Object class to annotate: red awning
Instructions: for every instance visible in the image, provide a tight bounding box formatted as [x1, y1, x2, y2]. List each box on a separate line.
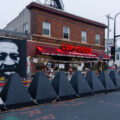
[36, 46, 110, 59]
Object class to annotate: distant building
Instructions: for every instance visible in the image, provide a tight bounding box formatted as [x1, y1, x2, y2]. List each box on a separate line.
[115, 48, 120, 66]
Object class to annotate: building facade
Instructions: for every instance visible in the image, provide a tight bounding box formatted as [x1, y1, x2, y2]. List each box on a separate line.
[4, 2, 109, 74]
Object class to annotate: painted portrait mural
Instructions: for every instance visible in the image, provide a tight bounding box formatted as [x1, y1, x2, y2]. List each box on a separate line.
[0, 38, 27, 79]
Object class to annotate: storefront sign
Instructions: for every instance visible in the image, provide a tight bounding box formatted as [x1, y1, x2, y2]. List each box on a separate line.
[61, 44, 92, 53]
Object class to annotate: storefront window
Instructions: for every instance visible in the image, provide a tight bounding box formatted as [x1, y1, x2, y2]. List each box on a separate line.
[63, 27, 70, 39]
[43, 22, 51, 36]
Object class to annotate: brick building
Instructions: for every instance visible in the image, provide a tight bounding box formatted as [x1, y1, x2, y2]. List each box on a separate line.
[4, 2, 109, 74]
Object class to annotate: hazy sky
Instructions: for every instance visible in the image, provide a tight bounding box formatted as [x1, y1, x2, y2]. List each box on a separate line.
[1, 0, 120, 39]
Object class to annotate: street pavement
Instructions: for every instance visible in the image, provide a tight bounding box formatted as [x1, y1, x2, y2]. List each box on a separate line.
[1, 91, 120, 120]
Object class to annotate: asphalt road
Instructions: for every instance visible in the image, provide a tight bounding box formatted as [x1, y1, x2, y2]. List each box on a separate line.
[1, 91, 120, 120]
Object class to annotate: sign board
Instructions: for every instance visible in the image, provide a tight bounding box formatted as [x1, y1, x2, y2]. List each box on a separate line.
[105, 39, 114, 47]
[61, 44, 92, 53]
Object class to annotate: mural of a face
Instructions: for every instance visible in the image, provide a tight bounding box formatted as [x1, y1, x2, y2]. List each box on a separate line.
[0, 41, 20, 76]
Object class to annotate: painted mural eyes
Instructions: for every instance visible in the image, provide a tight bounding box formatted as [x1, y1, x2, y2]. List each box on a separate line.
[9, 53, 19, 61]
[0, 53, 19, 61]
[0, 53, 7, 60]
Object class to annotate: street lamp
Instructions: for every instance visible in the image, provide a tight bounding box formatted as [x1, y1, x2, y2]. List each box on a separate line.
[113, 12, 120, 62]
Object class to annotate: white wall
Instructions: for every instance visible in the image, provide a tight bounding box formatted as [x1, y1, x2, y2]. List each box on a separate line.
[4, 9, 31, 33]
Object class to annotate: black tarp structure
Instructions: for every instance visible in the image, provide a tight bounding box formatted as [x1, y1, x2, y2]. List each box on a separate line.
[86, 70, 105, 93]
[70, 71, 92, 95]
[98, 71, 116, 91]
[28, 72, 57, 104]
[0, 73, 33, 109]
[109, 71, 120, 88]
[52, 72, 76, 100]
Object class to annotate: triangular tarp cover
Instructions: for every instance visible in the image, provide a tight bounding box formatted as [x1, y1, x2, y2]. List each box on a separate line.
[0, 73, 33, 109]
[109, 70, 120, 88]
[98, 71, 116, 90]
[52, 72, 76, 99]
[86, 70, 105, 92]
[70, 71, 92, 95]
[28, 72, 57, 104]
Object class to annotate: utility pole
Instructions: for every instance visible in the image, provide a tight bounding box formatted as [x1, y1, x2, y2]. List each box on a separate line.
[106, 14, 113, 39]
[113, 12, 120, 62]
[106, 14, 113, 56]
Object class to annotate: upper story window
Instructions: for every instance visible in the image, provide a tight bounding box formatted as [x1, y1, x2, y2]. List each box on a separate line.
[63, 27, 70, 39]
[23, 23, 28, 34]
[95, 34, 100, 44]
[81, 31, 87, 42]
[43, 22, 51, 36]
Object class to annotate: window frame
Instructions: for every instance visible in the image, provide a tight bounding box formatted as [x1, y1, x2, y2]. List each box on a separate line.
[95, 34, 100, 44]
[42, 22, 51, 36]
[63, 27, 70, 40]
[81, 31, 87, 42]
[23, 23, 28, 34]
